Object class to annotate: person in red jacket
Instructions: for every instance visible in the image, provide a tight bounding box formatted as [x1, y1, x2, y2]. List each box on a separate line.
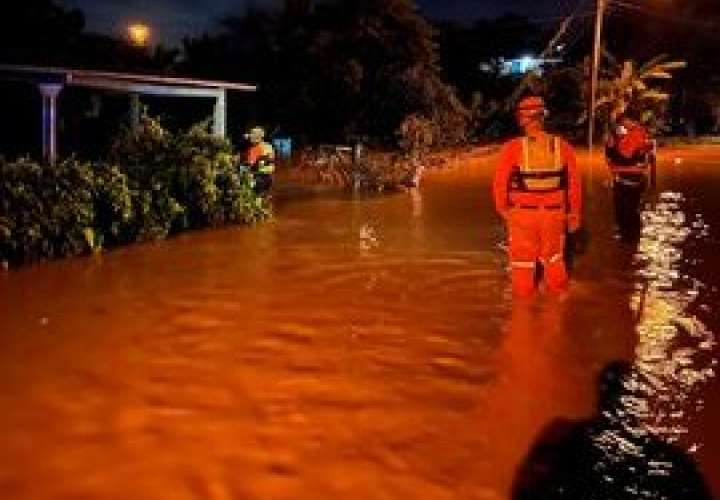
[605, 114, 656, 242]
[493, 96, 582, 297]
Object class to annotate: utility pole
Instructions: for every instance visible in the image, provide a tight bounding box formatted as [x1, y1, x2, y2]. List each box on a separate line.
[588, 0, 607, 191]
[589, 0, 607, 153]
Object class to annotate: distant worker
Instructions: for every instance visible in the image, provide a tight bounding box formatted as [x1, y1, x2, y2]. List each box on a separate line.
[493, 96, 582, 297]
[245, 126, 276, 195]
[605, 114, 656, 242]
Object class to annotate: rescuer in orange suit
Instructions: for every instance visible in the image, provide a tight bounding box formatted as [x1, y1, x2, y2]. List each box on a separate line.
[244, 126, 276, 195]
[493, 96, 582, 297]
[605, 114, 656, 241]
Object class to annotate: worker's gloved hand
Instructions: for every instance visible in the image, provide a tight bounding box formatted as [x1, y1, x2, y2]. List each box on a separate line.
[567, 213, 582, 233]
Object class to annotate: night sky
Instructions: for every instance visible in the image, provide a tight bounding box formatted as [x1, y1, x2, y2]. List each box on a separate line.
[60, 0, 574, 46]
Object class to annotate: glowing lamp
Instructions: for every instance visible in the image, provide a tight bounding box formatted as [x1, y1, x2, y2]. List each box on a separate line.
[128, 23, 151, 47]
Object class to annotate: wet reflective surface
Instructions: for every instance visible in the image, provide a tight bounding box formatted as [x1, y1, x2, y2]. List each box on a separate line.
[0, 147, 718, 499]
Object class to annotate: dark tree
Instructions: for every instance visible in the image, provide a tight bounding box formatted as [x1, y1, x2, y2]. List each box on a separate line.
[0, 0, 85, 65]
[0, 0, 177, 71]
[180, 0, 467, 145]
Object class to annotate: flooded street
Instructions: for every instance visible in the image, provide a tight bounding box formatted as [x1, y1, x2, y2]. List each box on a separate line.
[0, 147, 718, 499]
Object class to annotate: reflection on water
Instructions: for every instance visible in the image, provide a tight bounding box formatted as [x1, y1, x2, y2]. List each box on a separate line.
[512, 189, 717, 500]
[512, 358, 714, 500]
[359, 224, 381, 252]
[594, 191, 717, 489]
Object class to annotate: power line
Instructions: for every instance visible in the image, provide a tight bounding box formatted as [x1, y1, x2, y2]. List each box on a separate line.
[506, 0, 591, 108]
[464, 11, 595, 28]
[551, 0, 594, 52]
[608, 0, 720, 29]
[570, 0, 592, 17]
[561, 0, 595, 54]
[550, 0, 577, 23]
[526, 11, 596, 26]
[563, 15, 592, 53]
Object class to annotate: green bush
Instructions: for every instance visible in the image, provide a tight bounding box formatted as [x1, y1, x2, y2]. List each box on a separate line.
[110, 116, 186, 240]
[0, 158, 95, 264]
[177, 121, 268, 225]
[214, 157, 268, 225]
[112, 116, 268, 237]
[0, 117, 269, 268]
[91, 163, 134, 247]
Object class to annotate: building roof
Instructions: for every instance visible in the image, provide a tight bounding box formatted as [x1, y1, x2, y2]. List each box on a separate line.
[0, 64, 257, 95]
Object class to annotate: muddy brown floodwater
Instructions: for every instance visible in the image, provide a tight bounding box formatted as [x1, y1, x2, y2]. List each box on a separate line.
[0, 147, 718, 500]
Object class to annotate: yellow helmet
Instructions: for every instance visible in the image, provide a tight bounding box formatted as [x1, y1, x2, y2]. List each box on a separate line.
[246, 126, 266, 143]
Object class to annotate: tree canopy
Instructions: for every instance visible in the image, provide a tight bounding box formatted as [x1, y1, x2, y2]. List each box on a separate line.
[3, 0, 720, 145]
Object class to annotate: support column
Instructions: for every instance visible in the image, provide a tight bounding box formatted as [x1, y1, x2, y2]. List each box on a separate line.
[213, 90, 227, 137]
[38, 83, 63, 165]
[130, 93, 141, 130]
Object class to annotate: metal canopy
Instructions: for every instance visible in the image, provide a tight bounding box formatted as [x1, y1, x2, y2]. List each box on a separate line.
[0, 64, 257, 164]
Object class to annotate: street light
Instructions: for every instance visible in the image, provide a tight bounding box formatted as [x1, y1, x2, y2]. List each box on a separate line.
[127, 23, 151, 47]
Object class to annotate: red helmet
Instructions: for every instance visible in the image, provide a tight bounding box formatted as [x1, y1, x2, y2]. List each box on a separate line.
[516, 96, 546, 119]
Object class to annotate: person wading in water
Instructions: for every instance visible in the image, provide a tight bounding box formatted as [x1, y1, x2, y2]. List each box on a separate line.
[493, 95, 583, 297]
[605, 114, 656, 242]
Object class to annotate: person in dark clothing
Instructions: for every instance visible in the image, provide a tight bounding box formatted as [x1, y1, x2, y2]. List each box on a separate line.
[605, 115, 656, 242]
[512, 360, 713, 500]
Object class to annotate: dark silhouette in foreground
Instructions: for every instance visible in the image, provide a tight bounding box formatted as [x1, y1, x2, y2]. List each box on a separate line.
[512, 360, 713, 500]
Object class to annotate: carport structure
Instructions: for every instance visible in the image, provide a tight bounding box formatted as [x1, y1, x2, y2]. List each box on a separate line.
[0, 65, 257, 164]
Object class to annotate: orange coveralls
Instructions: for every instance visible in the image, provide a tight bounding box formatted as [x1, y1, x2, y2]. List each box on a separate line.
[493, 135, 582, 296]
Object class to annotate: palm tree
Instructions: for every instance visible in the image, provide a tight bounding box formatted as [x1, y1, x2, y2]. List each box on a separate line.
[585, 53, 686, 132]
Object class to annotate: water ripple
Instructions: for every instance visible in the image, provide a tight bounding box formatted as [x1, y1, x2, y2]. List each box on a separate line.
[594, 191, 717, 495]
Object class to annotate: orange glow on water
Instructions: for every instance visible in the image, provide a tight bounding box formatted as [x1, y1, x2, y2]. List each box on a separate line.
[0, 147, 717, 498]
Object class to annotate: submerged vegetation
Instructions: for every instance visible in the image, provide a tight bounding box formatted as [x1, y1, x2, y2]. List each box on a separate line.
[0, 117, 268, 268]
